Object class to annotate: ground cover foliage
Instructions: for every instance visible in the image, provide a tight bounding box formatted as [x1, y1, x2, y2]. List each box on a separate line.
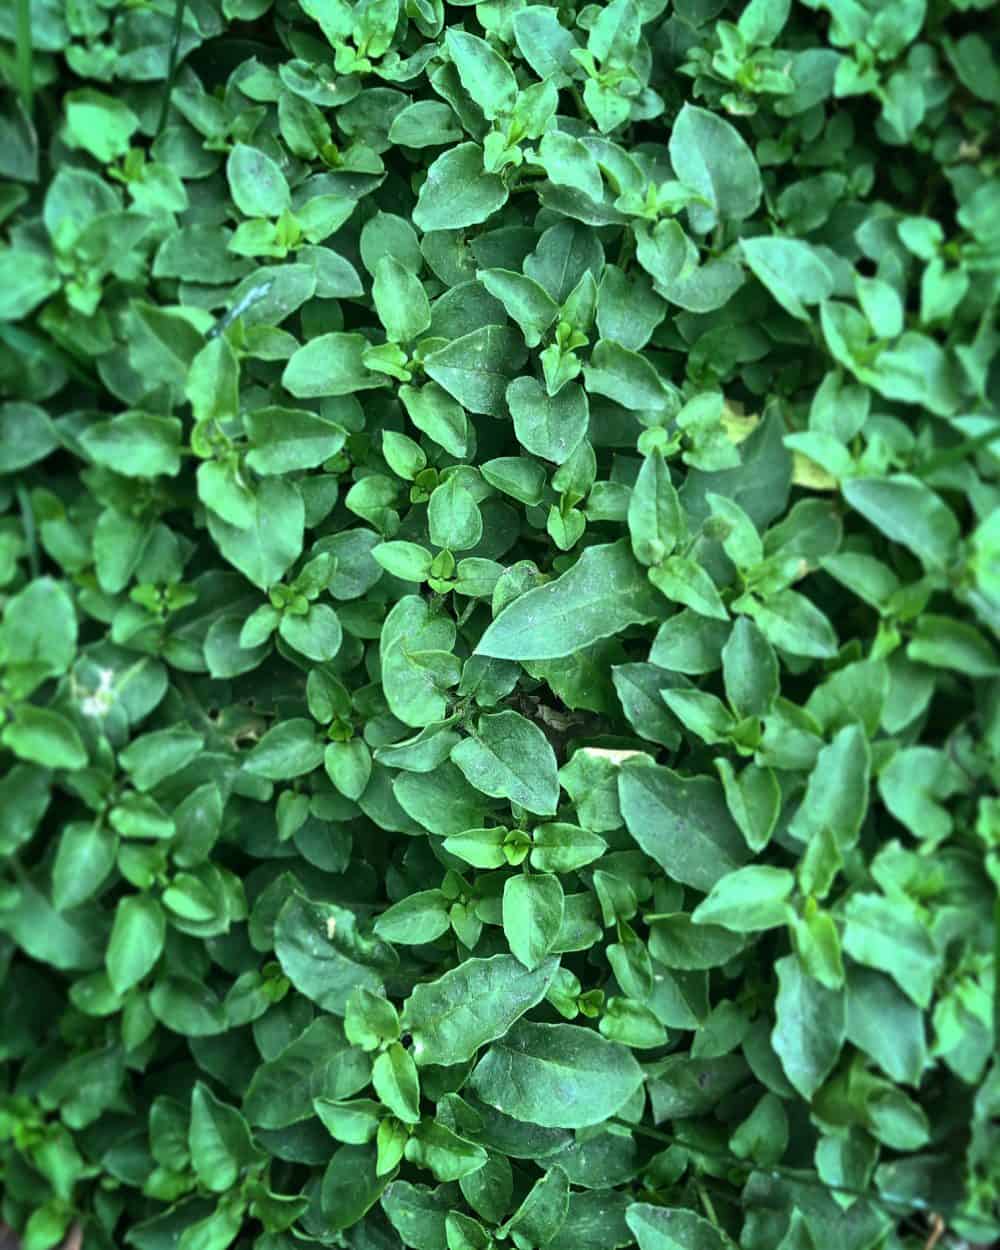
[0, 0, 999, 1247]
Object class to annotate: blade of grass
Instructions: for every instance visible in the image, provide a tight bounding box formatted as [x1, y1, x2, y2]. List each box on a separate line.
[155, 0, 189, 138]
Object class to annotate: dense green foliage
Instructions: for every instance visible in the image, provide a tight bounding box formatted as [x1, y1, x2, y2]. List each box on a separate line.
[1, 0, 999, 1248]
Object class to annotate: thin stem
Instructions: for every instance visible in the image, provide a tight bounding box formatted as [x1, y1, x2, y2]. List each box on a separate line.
[16, 485, 40, 580]
[15, 0, 32, 115]
[695, 1178, 720, 1228]
[8, 855, 31, 886]
[919, 425, 1000, 474]
[156, 0, 189, 138]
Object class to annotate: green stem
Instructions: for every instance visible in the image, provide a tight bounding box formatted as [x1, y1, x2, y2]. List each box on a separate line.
[15, 0, 32, 115]
[918, 425, 1000, 474]
[695, 1178, 720, 1228]
[16, 485, 40, 580]
[8, 855, 31, 886]
[156, 0, 189, 138]
[616, 227, 635, 272]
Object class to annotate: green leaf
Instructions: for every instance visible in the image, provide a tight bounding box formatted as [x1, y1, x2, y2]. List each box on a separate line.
[787, 724, 871, 849]
[282, 332, 385, 398]
[648, 556, 729, 621]
[0, 249, 61, 320]
[402, 953, 559, 1066]
[846, 966, 928, 1086]
[401, 382, 470, 457]
[374, 1042, 422, 1123]
[244, 406, 346, 474]
[479, 271, 558, 350]
[628, 450, 683, 567]
[2, 705, 87, 769]
[0, 402, 59, 473]
[52, 822, 117, 911]
[428, 476, 483, 551]
[445, 30, 518, 121]
[207, 478, 304, 590]
[451, 710, 560, 815]
[64, 88, 140, 162]
[107, 895, 165, 995]
[721, 618, 778, 718]
[530, 823, 608, 874]
[476, 541, 663, 660]
[741, 237, 834, 321]
[80, 412, 182, 478]
[244, 718, 323, 780]
[907, 615, 999, 676]
[373, 890, 451, 945]
[0, 576, 77, 697]
[274, 892, 397, 1015]
[618, 759, 749, 892]
[413, 143, 509, 231]
[374, 255, 431, 344]
[841, 474, 960, 571]
[691, 866, 795, 932]
[539, 130, 604, 200]
[648, 913, 745, 971]
[627, 1203, 737, 1250]
[503, 874, 565, 970]
[841, 893, 941, 1008]
[227, 143, 291, 218]
[279, 603, 343, 662]
[469, 1020, 644, 1129]
[405, 1121, 488, 1183]
[244, 1016, 371, 1127]
[584, 339, 677, 413]
[738, 590, 838, 659]
[771, 953, 845, 1100]
[189, 1082, 265, 1191]
[669, 104, 762, 233]
[423, 325, 526, 416]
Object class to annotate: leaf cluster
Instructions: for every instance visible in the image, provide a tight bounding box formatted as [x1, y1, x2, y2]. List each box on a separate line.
[1, 0, 999, 1249]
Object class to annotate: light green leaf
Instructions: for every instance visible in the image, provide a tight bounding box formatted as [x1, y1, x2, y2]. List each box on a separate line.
[627, 1202, 737, 1250]
[741, 236, 834, 320]
[80, 413, 183, 478]
[841, 893, 941, 1008]
[503, 874, 565, 970]
[402, 953, 559, 1066]
[445, 30, 518, 121]
[692, 866, 795, 933]
[841, 474, 960, 571]
[469, 1020, 643, 1129]
[227, 143, 291, 218]
[451, 710, 560, 815]
[771, 953, 845, 1100]
[669, 104, 762, 233]
[413, 143, 509, 231]
[374, 255, 431, 344]
[282, 332, 385, 398]
[476, 540, 663, 660]
[618, 759, 749, 892]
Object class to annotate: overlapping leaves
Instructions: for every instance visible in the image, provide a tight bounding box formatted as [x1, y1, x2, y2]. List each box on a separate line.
[0, 0, 999, 1249]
